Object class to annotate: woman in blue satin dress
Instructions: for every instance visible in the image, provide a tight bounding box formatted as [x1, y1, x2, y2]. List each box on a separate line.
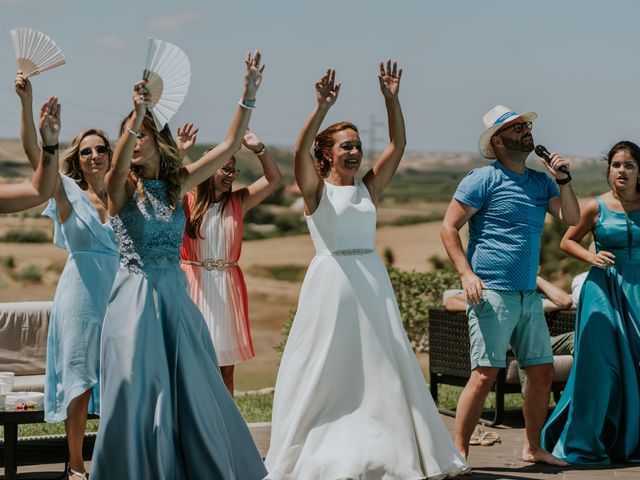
[90, 52, 267, 479]
[541, 140, 640, 464]
[15, 72, 117, 480]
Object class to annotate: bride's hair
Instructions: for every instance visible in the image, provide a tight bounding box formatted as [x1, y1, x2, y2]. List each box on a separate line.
[314, 122, 359, 178]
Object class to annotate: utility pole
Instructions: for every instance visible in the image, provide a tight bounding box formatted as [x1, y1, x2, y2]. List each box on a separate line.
[364, 114, 385, 171]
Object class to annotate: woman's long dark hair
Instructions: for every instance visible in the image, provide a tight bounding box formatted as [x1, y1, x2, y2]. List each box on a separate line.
[184, 155, 235, 239]
[606, 140, 640, 193]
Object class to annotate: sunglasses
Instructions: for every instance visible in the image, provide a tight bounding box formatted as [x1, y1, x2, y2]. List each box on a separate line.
[500, 121, 533, 134]
[79, 145, 109, 157]
[220, 166, 240, 176]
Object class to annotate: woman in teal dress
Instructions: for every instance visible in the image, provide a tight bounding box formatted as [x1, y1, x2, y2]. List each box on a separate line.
[90, 52, 267, 479]
[541, 140, 640, 464]
[15, 72, 117, 480]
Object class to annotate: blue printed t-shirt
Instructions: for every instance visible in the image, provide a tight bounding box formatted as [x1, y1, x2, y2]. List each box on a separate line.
[453, 161, 559, 291]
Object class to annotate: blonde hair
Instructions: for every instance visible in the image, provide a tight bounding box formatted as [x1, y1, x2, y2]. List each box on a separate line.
[60, 129, 111, 189]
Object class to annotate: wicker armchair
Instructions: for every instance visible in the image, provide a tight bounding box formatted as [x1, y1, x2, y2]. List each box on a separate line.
[428, 307, 575, 426]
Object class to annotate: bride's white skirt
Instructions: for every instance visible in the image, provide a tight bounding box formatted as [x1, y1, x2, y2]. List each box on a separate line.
[265, 254, 469, 479]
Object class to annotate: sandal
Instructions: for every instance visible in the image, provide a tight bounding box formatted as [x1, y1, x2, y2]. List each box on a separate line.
[479, 430, 501, 446]
[66, 465, 88, 480]
[469, 425, 484, 445]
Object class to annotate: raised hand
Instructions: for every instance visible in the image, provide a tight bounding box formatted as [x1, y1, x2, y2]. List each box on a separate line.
[176, 123, 199, 156]
[132, 80, 149, 115]
[39, 96, 61, 146]
[243, 50, 265, 100]
[242, 128, 264, 153]
[315, 68, 340, 110]
[14, 71, 32, 101]
[378, 59, 402, 99]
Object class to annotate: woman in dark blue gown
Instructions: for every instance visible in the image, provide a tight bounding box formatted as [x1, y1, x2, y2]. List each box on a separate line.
[541, 141, 640, 464]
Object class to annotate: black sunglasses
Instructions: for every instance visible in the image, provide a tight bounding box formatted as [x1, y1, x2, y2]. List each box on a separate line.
[500, 121, 533, 134]
[79, 145, 109, 157]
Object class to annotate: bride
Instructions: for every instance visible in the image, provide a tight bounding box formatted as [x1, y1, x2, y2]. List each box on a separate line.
[265, 61, 469, 480]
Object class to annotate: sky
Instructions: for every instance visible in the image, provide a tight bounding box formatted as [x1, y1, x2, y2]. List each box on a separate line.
[1, 0, 639, 157]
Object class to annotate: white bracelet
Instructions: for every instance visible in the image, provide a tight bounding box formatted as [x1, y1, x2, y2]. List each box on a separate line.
[255, 144, 266, 156]
[127, 128, 142, 138]
[238, 99, 256, 110]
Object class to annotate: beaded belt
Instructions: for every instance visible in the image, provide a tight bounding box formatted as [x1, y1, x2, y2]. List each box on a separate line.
[181, 259, 238, 271]
[331, 248, 375, 256]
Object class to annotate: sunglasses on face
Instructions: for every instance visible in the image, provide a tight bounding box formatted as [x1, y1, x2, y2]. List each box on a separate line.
[79, 145, 109, 157]
[500, 121, 533, 134]
[220, 166, 240, 176]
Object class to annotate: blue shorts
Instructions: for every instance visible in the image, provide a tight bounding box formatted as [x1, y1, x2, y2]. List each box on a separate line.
[466, 289, 553, 370]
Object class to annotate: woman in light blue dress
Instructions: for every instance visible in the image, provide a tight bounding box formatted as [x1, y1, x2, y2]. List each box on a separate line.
[91, 52, 267, 479]
[541, 141, 640, 464]
[16, 73, 117, 480]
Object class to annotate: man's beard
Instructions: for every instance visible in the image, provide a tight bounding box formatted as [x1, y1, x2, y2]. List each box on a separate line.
[502, 136, 534, 153]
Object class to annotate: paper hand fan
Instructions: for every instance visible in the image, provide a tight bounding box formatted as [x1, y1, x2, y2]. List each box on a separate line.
[143, 38, 191, 130]
[10, 28, 66, 77]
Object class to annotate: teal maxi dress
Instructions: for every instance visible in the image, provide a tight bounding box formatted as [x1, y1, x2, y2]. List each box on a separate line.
[541, 196, 640, 464]
[90, 179, 266, 479]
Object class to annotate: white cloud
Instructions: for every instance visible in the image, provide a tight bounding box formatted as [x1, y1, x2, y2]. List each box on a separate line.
[146, 10, 203, 30]
[93, 35, 126, 51]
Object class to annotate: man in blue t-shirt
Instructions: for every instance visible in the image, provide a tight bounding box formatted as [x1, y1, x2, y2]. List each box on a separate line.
[440, 105, 580, 466]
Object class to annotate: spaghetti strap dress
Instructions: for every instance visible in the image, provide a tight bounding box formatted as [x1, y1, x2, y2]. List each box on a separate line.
[90, 179, 266, 479]
[541, 196, 640, 464]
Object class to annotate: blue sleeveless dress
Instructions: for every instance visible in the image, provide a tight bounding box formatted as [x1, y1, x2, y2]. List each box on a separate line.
[541, 196, 640, 464]
[90, 179, 266, 479]
[42, 175, 118, 423]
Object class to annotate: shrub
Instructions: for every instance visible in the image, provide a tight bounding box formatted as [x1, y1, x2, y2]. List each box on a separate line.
[1, 255, 15, 269]
[388, 268, 461, 352]
[0, 229, 50, 243]
[14, 265, 42, 283]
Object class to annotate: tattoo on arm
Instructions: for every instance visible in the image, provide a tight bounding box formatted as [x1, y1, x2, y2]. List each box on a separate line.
[43, 153, 52, 168]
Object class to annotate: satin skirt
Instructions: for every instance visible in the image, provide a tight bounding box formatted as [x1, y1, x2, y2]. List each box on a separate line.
[541, 263, 640, 464]
[265, 254, 469, 479]
[91, 264, 266, 479]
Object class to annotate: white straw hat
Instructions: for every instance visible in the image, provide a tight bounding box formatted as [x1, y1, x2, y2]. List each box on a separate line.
[478, 105, 537, 159]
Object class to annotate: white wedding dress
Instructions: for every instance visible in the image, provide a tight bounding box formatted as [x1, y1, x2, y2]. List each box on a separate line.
[265, 180, 468, 480]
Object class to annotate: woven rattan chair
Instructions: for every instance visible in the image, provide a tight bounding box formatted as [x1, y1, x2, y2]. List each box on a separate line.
[428, 307, 575, 426]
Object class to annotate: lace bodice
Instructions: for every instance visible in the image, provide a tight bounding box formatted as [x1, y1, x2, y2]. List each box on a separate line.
[111, 179, 185, 272]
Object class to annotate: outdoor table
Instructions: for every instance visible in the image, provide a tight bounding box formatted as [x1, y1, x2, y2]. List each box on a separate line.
[0, 407, 45, 480]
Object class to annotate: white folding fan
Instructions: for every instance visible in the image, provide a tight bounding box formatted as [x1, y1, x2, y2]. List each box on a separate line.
[143, 38, 191, 130]
[10, 28, 66, 77]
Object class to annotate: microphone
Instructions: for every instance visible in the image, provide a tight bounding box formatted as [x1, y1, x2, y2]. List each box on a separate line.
[534, 145, 571, 178]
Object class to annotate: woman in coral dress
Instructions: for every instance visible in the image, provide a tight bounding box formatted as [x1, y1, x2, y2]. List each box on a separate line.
[181, 128, 281, 395]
